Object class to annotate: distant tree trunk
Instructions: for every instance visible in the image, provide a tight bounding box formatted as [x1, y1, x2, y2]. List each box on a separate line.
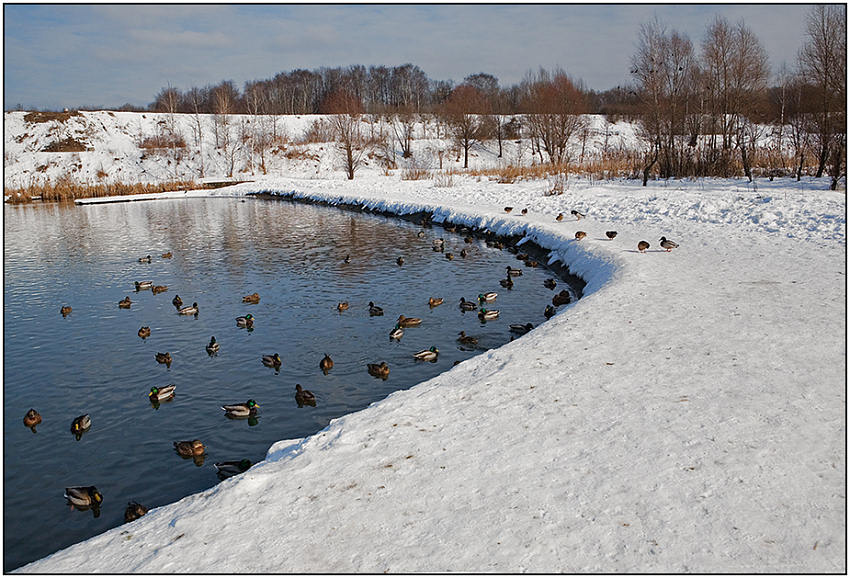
[642, 145, 659, 186]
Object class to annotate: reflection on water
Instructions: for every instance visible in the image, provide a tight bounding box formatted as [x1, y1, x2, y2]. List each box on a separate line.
[4, 197, 580, 571]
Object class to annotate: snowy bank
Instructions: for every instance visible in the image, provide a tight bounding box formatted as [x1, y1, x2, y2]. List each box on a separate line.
[16, 175, 845, 573]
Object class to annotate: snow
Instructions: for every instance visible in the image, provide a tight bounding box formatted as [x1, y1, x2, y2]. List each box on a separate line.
[6, 111, 845, 573]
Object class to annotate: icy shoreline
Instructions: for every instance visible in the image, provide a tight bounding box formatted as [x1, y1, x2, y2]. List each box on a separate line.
[16, 175, 846, 573]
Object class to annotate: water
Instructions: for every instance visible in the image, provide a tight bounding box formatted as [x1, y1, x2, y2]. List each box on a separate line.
[3, 197, 580, 571]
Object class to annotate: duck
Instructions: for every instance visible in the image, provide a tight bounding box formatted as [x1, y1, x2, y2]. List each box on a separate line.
[460, 248, 469, 258]
[499, 276, 514, 289]
[367, 361, 390, 379]
[543, 278, 557, 290]
[506, 266, 523, 277]
[413, 346, 439, 361]
[606, 231, 618, 240]
[152, 285, 168, 294]
[23, 408, 42, 430]
[478, 292, 498, 303]
[118, 296, 132, 309]
[242, 292, 260, 304]
[174, 439, 205, 457]
[459, 297, 478, 311]
[571, 209, 585, 220]
[504, 206, 513, 213]
[134, 280, 153, 291]
[172, 294, 183, 308]
[575, 231, 587, 241]
[478, 308, 500, 321]
[149, 384, 176, 402]
[155, 352, 172, 365]
[417, 231, 426, 238]
[368, 301, 384, 316]
[432, 238, 444, 249]
[60, 305, 72, 316]
[214, 459, 252, 479]
[262, 353, 282, 368]
[552, 290, 571, 306]
[343, 254, 351, 264]
[64, 486, 102, 509]
[337, 302, 349, 312]
[556, 213, 564, 222]
[660, 236, 679, 252]
[638, 240, 650, 253]
[515, 253, 528, 261]
[206, 336, 220, 354]
[124, 501, 148, 523]
[236, 313, 254, 328]
[389, 324, 404, 340]
[397, 314, 422, 327]
[138, 255, 152, 263]
[429, 297, 444, 307]
[521, 208, 528, 216]
[138, 326, 151, 339]
[445, 252, 454, 261]
[510, 322, 534, 335]
[161, 251, 173, 259]
[319, 354, 333, 373]
[464, 236, 473, 244]
[70, 414, 91, 436]
[178, 302, 198, 315]
[525, 259, 539, 268]
[544, 305, 557, 319]
[221, 399, 260, 418]
[397, 256, 405, 266]
[295, 384, 317, 406]
[457, 331, 478, 345]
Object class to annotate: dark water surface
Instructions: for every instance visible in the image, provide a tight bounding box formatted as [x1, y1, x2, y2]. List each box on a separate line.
[4, 197, 579, 571]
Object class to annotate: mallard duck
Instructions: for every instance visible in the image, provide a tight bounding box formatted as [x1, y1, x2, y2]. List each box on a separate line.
[138, 326, 151, 339]
[525, 259, 539, 268]
[242, 292, 260, 304]
[389, 324, 404, 340]
[397, 314, 422, 327]
[460, 248, 469, 258]
[432, 238, 444, 249]
[571, 209, 585, 220]
[457, 331, 478, 345]
[174, 439, 205, 457]
[543, 278, 557, 290]
[397, 256, 405, 266]
[178, 302, 198, 315]
[60, 305, 72, 317]
[337, 302, 349, 312]
[135, 280, 153, 291]
[552, 290, 571, 306]
[464, 236, 473, 244]
[172, 294, 183, 308]
[138, 255, 152, 263]
[544, 305, 556, 319]
[638, 240, 650, 253]
[149, 384, 176, 402]
[556, 213, 564, 222]
[161, 251, 173, 259]
[660, 236, 679, 252]
[367, 361, 390, 379]
[221, 399, 260, 418]
[65, 486, 102, 508]
[214, 459, 252, 479]
[510, 322, 534, 335]
[70, 414, 91, 436]
[262, 353, 282, 367]
[236, 313, 254, 328]
[295, 384, 316, 406]
[506, 266, 523, 277]
[368, 301, 384, 316]
[478, 308, 500, 321]
[206, 336, 220, 354]
[152, 285, 168, 294]
[575, 231, 587, 241]
[478, 292, 498, 303]
[124, 501, 148, 523]
[606, 231, 618, 240]
[23, 408, 42, 430]
[118, 296, 132, 308]
[504, 207, 513, 213]
[343, 254, 351, 264]
[445, 252, 454, 261]
[155, 352, 172, 365]
[521, 208, 528, 216]
[417, 230, 426, 238]
[319, 354, 333, 373]
[413, 346, 439, 361]
[499, 276, 514, 289]
[516, 253, 528, 261]
[459, 297, 477, 311]
[429, 297, 444, 307]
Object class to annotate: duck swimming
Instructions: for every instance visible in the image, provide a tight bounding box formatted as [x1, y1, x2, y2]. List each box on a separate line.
[236, 314, 254, 328]
[149, 384, 176, 402]
[499, 276, 514, 289]
[134, 281, 153, 291]
[70, 414, 91, 438]
[172, 295, 183, 308]
[118, 296, 132, 309]
[295, 384, 317, 406]
[429, 297, 444, 307]
[161, 251, 173, 259]
[124, 501, 148, 523]
[544, 305, 556, 319]
[214, 459, 252, 479]
[413, 346, 439, 361]
[478, 308, 500, 321]
[262, 353, 282, 368]
[138, 326, 151, 339]
[552, 290, 571, 306]
[457, 331, 478, 345]
[509, 322, 534, 335]
[337, 302, 349, 312]
[368, 301, 384, 316]
[459, 297, 477, 311]
[138, 255, 152, 263]
[23, 408, 42, 431]
[367, 361, 390, 379]
[478, 292, 498, 303]
[221, 399, 260, 418]
[397, 315, 422, 327]
[65, 486, 102, 509]
[178, 302, 198, 315]
[506, 266, 523, 276]
[397, 256, 405, 266]
[543, 278, 557, 290]
[60, 305, 72, 316]
[319, 354, 333, 374]
[206, 336, 220, 354]
[242, 292, 260, 304]
[389, 324, 404, 340]
[152, 285, 168, 294]
[174, 439, 205, 457]
[155, 352, 172, 365]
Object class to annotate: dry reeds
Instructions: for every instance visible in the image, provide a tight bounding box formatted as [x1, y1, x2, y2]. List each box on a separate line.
[5, 178, 202, 204]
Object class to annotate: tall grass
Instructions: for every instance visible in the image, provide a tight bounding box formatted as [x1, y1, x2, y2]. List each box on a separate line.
[5, 178, 203, 204]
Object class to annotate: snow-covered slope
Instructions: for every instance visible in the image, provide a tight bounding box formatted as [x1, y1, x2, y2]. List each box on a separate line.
[16, 173, 845, 573]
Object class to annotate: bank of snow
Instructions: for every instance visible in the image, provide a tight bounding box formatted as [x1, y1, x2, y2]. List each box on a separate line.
[18, 175, 845, 573]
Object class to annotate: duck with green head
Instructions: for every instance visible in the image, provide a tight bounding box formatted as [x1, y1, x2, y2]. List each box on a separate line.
[389, 324, 404, 340]
[149, 384, 176, 403]
[413, 346, 439, 362]
[236, 314, 254, 328]
[478, 308, 500, 321]
[178, 302, 198, 315]
[214, 459, 252, 479]
[222, 399, 260, 418]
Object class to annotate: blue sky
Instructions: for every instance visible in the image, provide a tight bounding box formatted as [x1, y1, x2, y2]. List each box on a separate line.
[4, 4, 814, 110]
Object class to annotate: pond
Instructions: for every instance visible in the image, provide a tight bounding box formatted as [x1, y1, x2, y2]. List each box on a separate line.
[3, 196, 581, 571]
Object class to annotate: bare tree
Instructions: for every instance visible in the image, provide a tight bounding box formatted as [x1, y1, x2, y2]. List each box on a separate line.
[521, 69, 586, 167]
[441, 84, 489, 169]
[325, 90, 370, 180]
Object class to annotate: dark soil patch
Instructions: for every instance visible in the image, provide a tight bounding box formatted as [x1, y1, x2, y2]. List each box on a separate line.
[24, 111, 82, 124]
[41, 137, 89, 153]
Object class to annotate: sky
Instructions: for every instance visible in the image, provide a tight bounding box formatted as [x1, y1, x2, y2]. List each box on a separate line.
[4, 3, 816, 111]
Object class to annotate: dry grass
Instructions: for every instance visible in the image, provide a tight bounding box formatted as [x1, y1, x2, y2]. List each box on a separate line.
[24, 111, 82, 124]
[41, 137, 89, 152]
[138, 134, 187, 149]
[5, 178, 202, 204]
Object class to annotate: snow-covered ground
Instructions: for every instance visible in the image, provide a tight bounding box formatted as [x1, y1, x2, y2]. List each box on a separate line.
[15, 171, 845, 573]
